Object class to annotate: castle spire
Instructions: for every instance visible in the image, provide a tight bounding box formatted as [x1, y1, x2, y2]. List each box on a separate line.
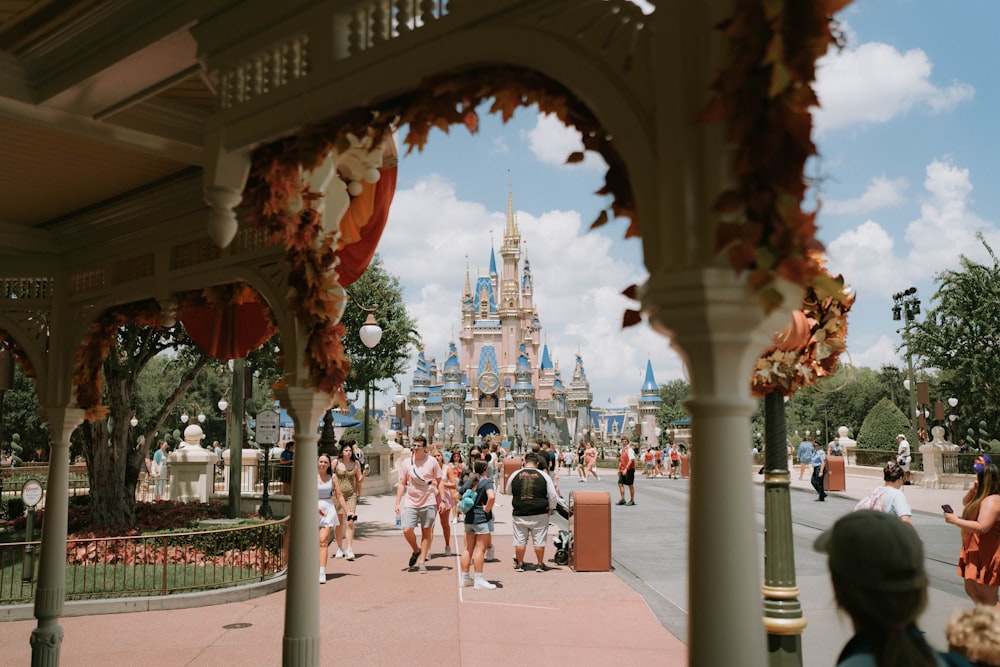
[505, 170, 519, 239]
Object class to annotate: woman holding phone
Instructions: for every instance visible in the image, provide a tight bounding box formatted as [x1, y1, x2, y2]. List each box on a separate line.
[944, 456, 1000, 607]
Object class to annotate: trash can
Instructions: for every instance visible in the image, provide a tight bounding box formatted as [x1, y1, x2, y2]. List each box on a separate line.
[825, 455, 846, 492]
[502, 458, 521, 494]
[568, 491, 611, 572]
[680, 454, 691, 478]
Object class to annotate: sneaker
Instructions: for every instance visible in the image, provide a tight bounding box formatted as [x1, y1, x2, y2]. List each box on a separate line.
[319, 569, 326, 584]
[345, 549, 355, 561]
[408, 552, 419, 569]
[616, 499, 626, 505]
[626, 500, 636, 506]
[474, 578, 497, 590]
[577, 478, 585, 482]
[444, 546, 452, 557]
[514, 561, 525, 572]
[535, 564, 548, 573]
[459, 574, 473, 588]
[418, 563, 428, 574]
[334, 548, 344, 559]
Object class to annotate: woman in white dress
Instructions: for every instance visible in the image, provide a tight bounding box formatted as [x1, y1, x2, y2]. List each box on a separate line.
[318, 454, 348, 584]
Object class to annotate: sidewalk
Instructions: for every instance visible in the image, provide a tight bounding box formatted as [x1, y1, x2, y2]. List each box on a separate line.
[766, 462, 973, 513]
[0, 485, 687, 666]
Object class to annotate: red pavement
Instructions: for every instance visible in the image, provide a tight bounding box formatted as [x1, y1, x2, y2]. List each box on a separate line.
[0, 511, 687, 666]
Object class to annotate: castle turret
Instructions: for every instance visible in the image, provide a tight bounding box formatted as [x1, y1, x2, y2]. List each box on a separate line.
[638, 359, 663, 449]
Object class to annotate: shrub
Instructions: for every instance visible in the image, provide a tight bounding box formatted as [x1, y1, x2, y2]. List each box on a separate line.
[2, 497, 25, 522]
[857, 398, 910, 450]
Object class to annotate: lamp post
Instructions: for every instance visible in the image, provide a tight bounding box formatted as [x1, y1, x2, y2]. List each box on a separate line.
[893, 287, 921, 448]
[948, 397, 959, 443]
[359, 313, 383, 447]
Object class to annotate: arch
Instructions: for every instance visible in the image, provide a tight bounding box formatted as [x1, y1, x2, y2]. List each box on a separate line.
[476, 422, 500, 439]
[0, 317, 50, 400]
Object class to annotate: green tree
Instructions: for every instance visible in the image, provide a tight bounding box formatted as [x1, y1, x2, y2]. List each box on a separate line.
[341, 255, 421, 421]
[907, 234, 1000, 436]
[856, 398, 909, 450]
[1, 364, 50, 461]
[79, 321, 209, 527]
[657, 379, 690, 425]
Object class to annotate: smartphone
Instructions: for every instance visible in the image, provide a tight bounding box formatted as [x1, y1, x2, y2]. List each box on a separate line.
[942, 504, 954, 514]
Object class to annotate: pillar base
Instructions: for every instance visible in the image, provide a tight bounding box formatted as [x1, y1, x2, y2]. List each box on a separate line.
[29, 624, 63, 667]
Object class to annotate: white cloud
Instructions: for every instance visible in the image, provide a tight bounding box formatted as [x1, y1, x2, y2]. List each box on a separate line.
[905, 160, 991, 273]
[814, 41, 974, 134]
[825, 159, 997, 301]
[524, 113, 607, 171]
[849, 334, 900, 371]
[377, 172, 684, 409]
[823, 175, 908, 215]
[826, 220, 903, 298]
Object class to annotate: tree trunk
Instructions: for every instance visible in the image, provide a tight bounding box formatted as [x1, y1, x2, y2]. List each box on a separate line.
[84, 350, 209, 528]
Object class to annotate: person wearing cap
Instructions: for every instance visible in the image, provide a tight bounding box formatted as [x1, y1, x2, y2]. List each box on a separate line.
[810, 440, 827, 501]
[617, 437, 637, 506]
[816, 511, 971, 666]
[897, 434, 913, 485]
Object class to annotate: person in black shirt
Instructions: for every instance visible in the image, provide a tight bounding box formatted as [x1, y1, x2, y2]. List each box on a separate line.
[506, 452, 558, 572]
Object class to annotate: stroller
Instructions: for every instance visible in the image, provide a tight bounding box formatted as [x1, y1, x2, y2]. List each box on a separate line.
[553, 529, 572, 566]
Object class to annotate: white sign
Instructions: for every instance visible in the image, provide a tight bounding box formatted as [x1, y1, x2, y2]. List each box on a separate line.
[21, 479, 43, 507]
[255, 409, 281, 445]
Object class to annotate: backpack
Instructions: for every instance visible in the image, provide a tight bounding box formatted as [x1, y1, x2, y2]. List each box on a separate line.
[853, 487, 887, 513]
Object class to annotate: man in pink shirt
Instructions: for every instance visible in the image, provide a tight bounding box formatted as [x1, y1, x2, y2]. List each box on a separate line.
[394, 435, 446, 573]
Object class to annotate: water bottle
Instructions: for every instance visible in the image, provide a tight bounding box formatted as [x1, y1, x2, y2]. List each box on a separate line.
[395, 512, 401, 527]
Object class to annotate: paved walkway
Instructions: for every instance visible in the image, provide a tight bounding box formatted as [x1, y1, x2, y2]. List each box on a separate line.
[0, 463, 976, 666]
[0, 482, 687, 666]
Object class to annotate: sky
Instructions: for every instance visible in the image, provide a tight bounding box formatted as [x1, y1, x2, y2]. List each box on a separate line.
[366, 0, 1000, 412]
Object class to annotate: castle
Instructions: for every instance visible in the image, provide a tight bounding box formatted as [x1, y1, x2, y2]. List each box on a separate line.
[404, 187, 593, 448]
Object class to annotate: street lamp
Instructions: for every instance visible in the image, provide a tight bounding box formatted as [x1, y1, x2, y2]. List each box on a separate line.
[359, 313, 383, 447]
[948, 397, 959, 443]
[893, 287, 921, 448]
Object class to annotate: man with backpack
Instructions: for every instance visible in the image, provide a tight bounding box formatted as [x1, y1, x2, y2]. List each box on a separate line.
[506, 452, 558, 572]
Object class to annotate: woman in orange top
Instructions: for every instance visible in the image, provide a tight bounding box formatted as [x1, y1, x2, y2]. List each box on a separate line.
[582, 442, 600, 482]
[945, 457, 1000, 606]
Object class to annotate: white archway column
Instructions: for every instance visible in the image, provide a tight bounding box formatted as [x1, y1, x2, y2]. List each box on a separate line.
[643, 268, 795, 667]
[275, 385, 330, 666]
[30, 407, 85, 666]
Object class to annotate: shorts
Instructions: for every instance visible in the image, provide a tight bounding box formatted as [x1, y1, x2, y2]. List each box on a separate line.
[618, 469, 635, 486]
[670, 460, 679, 468]
[464, 522, 491, 535]
[401, 505, 437, 529]
[512, 514, 549, 547]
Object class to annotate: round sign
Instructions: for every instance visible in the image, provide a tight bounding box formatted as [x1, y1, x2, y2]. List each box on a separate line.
[21, 479, 43, 507]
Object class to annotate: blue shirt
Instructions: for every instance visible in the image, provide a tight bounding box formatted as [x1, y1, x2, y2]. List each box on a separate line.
[811, 449, 826, 469]
[797, 441, 813, 464]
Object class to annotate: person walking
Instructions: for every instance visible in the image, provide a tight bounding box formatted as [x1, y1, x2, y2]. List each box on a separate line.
[317, 454, 348, 584]
[854, 461, 915, 528]
[432, 446, 455, 557]
[506, 452, 558, 572]
[944, 456, 1000, 607]
[576, 440, 587, 481]
[797, 436, 813, 480]
[617, 438, 637, 506]
[394, 435, 446, 573]
[458, 459, 497, 590]
[332, 442, 364, 561]
[811, 440, 827, 501]
[582, 441, 600, 482]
